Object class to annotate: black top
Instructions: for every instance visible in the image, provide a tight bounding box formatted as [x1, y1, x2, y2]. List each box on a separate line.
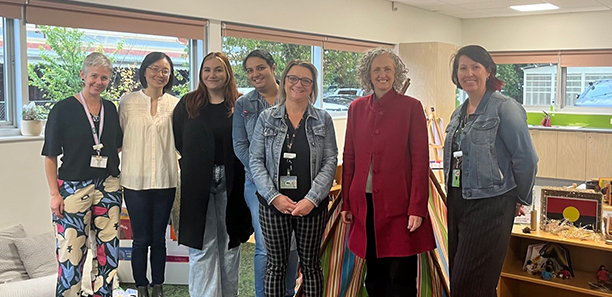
[173, 96, 252, 250]
[258, 112, 328, 216]
[42, 96, 122, 180]
[201, 102, 231, 165]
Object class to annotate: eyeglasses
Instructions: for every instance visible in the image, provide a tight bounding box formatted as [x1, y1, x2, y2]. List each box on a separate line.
[148, 67, 171, 77]
[286, 75, 313, 87]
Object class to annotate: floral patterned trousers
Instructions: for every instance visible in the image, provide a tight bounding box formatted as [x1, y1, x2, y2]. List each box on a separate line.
[54, 175, 122, 297]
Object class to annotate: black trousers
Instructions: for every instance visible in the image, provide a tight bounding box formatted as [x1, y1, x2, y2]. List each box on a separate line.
[447, 187, 516, 297]
[123, 188, 176, 287]
[364, 193, 417, 297]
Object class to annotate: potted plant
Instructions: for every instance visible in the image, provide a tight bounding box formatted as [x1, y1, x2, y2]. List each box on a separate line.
[21, 102, 48, 136]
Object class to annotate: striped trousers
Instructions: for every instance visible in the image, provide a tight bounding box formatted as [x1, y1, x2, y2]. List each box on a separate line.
[447, 187, 516, 297]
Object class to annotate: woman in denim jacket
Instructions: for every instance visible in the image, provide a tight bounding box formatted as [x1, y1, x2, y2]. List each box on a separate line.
[250, 60, 338, 297]
[443, 45, 538, 297]
[232, 50, 299, 297]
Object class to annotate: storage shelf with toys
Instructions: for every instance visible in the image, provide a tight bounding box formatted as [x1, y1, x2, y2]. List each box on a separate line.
[499, 225, 612, 297]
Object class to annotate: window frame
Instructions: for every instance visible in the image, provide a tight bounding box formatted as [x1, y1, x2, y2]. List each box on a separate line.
[492, 50, 612, 115]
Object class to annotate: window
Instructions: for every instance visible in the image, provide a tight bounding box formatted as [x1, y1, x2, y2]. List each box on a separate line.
[565, 67, 612, 107]
[0, 17, 6, 122]
[27, 25, 191, 107]
[322, 49, 364, 112]
[222, 24, 391, 116]
[497, 63, 557, 106]
[222, 36, 311, 93]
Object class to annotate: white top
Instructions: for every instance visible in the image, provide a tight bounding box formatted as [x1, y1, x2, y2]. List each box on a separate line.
[119, 90, 180, 190]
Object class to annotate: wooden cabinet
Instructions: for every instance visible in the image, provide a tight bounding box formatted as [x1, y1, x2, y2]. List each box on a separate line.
[586, 133, 612, 179]
[529, 129, 612, 180]
[530, 130, 558, 178]
[556, 132, 587, 180]
[499, 225, 612, 297]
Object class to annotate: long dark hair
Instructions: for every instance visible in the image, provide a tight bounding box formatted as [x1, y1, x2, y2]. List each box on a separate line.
[451, 45, 504, 92]
[184, 52, 241, 118]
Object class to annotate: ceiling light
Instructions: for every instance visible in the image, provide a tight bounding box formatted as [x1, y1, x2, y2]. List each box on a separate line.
[510, 3, 559, 12]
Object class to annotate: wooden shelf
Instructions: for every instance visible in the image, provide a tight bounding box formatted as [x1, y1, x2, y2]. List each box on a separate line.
[500, 225, 612, 297]
[501, 255, 612, 297]
[511, 225, 612, 253]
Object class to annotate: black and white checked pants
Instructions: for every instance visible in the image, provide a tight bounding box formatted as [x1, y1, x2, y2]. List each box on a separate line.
[260, 204, 327, 297]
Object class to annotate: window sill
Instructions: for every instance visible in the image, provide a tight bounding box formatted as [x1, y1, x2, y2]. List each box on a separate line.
[0, 128, 44, 143]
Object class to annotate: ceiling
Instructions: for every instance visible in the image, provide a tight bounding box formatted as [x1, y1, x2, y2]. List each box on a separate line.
[389, 0, 612, 19]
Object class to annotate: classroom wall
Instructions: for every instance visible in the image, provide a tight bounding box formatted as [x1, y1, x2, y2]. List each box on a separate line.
[462, 10, 612, 51]
[70, 0, 463, 45]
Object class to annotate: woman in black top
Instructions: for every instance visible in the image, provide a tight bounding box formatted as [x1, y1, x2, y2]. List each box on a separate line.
[172, 52, 252, 296]
[42, 52, 123, 297]
[249, 60, 338, 297]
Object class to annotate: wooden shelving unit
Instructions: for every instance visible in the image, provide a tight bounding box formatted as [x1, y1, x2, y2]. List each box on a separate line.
[499, 225, 612, 297]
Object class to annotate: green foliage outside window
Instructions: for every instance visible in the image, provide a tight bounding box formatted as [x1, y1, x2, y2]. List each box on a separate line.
[497, 64, 524, 103]
[28, 25, 189, 103]
[223, 37, 363, 93]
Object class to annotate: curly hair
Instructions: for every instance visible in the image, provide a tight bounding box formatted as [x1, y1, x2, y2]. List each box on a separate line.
[357, 47, 407, 93]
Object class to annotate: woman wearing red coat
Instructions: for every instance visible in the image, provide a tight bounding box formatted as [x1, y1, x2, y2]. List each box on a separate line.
[340, 48, 436, 297]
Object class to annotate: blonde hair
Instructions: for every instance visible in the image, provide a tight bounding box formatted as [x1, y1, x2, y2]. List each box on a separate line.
[278, 60, 318, 105]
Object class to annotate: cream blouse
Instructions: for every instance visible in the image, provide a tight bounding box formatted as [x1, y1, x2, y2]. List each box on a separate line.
[119, 91, 179, 190]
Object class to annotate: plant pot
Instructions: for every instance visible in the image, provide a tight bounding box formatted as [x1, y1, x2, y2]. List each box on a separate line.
[20, 120, 44, 136]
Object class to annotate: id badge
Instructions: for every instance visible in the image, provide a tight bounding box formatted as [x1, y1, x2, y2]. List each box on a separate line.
[90, 155, 108, 168]
[280, 175, 298, 189]
[452, 169, 461, 188]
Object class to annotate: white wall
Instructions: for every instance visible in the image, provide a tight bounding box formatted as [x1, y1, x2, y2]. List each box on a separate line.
[71, 0, 462, 45]
[462, 10, 612, 51]
[0, 139, 53, 235]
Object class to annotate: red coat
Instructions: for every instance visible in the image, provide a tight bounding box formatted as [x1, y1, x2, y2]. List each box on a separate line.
[341, 89, 436, 258]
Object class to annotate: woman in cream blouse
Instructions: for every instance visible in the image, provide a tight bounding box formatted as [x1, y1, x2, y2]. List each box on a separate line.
[119, 52, 179, 297]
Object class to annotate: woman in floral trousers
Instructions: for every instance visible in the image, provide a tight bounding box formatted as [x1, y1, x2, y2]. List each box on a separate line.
[42, 52, 123, 297]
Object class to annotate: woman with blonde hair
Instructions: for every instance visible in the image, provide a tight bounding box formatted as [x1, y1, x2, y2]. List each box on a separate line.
[250, 60, 338, 297]
[42, 52, 123, 297]
[173, 52, 252, 297]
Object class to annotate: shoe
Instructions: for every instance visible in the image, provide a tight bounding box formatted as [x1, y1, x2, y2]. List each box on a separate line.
[152, 284, 164, 297]
[137, 286, 150, 297]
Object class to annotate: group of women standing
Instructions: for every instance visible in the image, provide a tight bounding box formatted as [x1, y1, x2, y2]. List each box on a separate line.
[42, 43, 537, 297]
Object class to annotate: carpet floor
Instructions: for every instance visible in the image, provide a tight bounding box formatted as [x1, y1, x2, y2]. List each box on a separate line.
[120, 242, 256, 297]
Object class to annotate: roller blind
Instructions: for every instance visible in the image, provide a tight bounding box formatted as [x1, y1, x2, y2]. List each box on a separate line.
[26, 1, 206, 40]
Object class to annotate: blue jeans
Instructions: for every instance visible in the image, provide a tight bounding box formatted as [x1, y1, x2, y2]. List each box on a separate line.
[245, 180, 299, 297]
[123, 188, 175, 287]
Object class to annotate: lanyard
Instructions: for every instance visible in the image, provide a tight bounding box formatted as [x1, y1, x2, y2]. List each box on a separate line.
[284, 112, 305, 152]
[283, 111, 305, 176]
[78, 92, 105, 153]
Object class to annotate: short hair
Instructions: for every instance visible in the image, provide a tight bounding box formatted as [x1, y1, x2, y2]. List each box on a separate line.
[278, 60, 318, 105]
[357, 47, 407, 93]
[242, 49, 276, 70]
[139, 52, 175, 94]
[451, 45, 504, 92]
[82, 52, 112, 75]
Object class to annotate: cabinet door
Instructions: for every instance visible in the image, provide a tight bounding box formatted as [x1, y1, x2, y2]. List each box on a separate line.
[586, 133, 612, 179]
[556, 132, 586, 180]
[530, 130, 558, 178]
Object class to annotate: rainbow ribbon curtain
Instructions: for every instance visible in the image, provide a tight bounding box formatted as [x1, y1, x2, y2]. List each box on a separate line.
[319, 176, 449, 297]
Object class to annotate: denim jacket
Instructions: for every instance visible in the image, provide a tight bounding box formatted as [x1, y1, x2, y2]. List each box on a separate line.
[249, 103, 338, 206]
[443, 91, 538, 205]
[232, 90, 276, 182]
